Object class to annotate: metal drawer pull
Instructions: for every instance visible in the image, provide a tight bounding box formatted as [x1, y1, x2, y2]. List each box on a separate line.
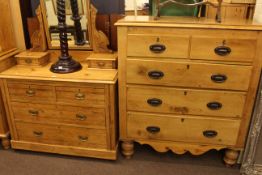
[211, 74, 227, 83]
[76, 114, 87, 121]
[207, 102, 222, 110]
[97, 62, 106, 67]
[33, 131, 43, 137]
[214, 46, 231, 56]
[148, 71, 164, 79]
[29, 110, 39, 116]
[79, 136, 88, 142]
[75, 92, 85, 100]
[26, 89, 36, 97]
[146, 126, 160, 134]
[149, 44, 166, 53]
[203, 130, 218, 138]
[147, 98, 162, 107]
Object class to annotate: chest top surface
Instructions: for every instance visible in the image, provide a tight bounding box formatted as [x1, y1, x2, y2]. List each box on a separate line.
[0, 63, 118, 84]
[116, 16, 262, 30]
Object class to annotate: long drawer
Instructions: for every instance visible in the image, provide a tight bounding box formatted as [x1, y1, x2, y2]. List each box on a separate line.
[127, 112, 241, 146]
[126, 59, 252, 91]
[11, 102, 106, 128]
[127, 34, 190, 58]
[127, 86, 246, 118]
[15, 122, 107, 149]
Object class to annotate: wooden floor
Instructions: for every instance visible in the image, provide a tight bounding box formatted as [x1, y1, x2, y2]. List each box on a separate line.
[0, 143, 240, 175]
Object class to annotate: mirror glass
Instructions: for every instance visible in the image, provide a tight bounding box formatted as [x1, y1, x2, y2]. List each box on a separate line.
[42, 0, 91, 49]
[125, 0, 149, 15]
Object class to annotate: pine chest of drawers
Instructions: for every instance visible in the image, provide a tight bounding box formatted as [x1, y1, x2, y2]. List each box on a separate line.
[0, 63, 118, 160]
[116, 16, 262, 165]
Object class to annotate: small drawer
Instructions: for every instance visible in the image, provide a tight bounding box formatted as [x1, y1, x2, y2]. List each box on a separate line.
[127, 86, 246, 118]
[126, 59, 252, 91]
[87, 60, 116, 69]
[15, 51, 50, 66]
[12, 102, 106, 128]
[7, 82, 55, 103]
[127, 112, 241, 146]
[190, 36, 256, 62]
[16, 122, 107, 149]
[56, 85, 105, 107]
[127, 34, 190, 58]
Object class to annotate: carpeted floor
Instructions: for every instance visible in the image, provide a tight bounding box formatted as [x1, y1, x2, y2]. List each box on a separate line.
[0, 143, 240, 175]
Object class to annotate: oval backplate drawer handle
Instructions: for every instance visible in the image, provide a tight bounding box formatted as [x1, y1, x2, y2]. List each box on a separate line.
[75, 92, 85, 100]
[207, 102, 222, 110]
[203, 130, 218, 138]
[211, 74, 227, 83]
[214, 46, 231, 56]
[26, 89, 36, 97]
[79, 136, 88, 142]
[148, 71, 164, 80]
[147, 98, 162, 107]
[146, 126, 160, 134]
[33, 131, 43, 137]
[76, 114, 87, 121]
[149, 44, 166, 53]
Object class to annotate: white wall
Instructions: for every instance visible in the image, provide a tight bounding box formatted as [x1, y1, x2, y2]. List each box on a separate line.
[125, 0, 148, 10]
[254, 0, 262, 22]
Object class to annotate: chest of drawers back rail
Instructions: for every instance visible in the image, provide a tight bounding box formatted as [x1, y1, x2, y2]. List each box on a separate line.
[116, 16, 262, 165]
[0, 63, 118, 160]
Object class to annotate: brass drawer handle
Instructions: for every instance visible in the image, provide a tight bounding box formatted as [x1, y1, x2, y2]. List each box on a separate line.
[148, 71, 164, 80]
[25, 58, 32, 64]
[149, 44, 166, 53]
[29, 110, 39, 116]
[146, 126, 160, 134]
[33, 131, 43, 137]
[211, 74, 227, 83]
[214, 46, 231, 56]
[75, 92, 85, 100]
[97, 62, 106, 67]
[203, 130, 218, 138]
[147, 98, 162, 107]
[76, 114, 87, 121]
[26, 89, 36, 97]
[79, 136, 88, 142]
[207, 102, 222, 110]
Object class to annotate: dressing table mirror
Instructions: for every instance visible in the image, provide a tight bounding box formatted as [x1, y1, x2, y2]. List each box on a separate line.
[39, 0, 110, 52]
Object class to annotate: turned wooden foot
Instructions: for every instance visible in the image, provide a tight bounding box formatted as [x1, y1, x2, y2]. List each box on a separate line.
[121, 140, 134, 159]
[223, 149, 239, 167]
[1, 138, 10, 149]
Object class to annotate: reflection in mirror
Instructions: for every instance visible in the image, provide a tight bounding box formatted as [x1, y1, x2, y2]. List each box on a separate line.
[41, 0, 91, 49]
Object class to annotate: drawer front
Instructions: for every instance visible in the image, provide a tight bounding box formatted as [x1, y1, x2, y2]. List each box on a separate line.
[87, 60, 116, 69]
[126, 59, 252, 91]
[16, 122, 107, 149]
[7, 82, 55, 102]
[127, 34, 190, 58]
[56, 86, 105, 107]
[190, 36, 256, 62]
[127, 86, 246, 118]
[12, 102, 106, 128]
[127, 113, 240, 146]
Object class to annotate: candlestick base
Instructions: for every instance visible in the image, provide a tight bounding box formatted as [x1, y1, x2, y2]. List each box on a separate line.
[50, 55, 82, 74]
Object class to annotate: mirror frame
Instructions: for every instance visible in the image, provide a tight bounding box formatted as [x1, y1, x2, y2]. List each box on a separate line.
[40, 0, 107, 51]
